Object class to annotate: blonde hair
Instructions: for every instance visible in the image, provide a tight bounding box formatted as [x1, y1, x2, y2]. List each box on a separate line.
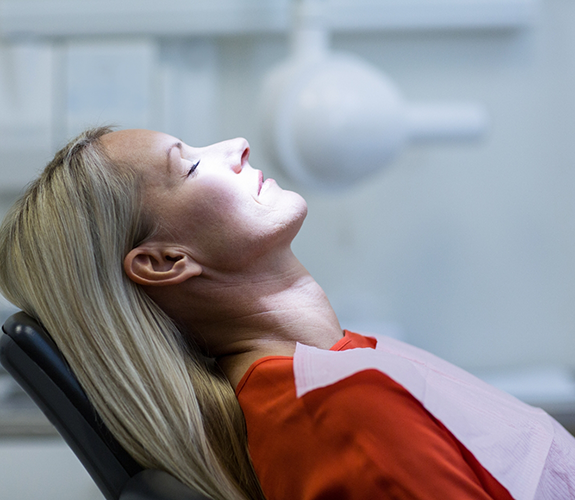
[0, 128, 265, 500]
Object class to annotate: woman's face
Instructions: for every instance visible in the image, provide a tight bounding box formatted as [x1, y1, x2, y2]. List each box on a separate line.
[102, 129, 307, 271]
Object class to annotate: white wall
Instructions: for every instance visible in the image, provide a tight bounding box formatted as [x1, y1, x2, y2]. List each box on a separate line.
[0, 0, 573, 377]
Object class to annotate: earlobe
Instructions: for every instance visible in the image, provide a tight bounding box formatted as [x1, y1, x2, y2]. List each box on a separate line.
[124, 245, 202, 286]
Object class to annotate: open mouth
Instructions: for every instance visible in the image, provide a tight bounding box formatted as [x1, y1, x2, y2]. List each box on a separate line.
[258, 170, 264, 195]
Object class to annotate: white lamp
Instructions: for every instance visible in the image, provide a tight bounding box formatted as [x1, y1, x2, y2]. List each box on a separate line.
[259, 0, 488, 189]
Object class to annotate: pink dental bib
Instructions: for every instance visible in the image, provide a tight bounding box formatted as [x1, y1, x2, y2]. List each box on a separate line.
[293, 336, 575, 500]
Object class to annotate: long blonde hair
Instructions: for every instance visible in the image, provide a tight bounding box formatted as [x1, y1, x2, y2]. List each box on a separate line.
[0, 127, 265, 500]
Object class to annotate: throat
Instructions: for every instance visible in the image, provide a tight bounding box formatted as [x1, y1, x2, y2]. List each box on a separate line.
[178, 257, 344, 387]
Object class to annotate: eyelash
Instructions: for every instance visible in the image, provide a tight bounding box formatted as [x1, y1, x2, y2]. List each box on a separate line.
[186, 160, 200, 177]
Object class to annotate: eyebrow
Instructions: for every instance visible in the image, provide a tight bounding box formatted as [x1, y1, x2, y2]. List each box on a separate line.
[165, 141, 183, 172]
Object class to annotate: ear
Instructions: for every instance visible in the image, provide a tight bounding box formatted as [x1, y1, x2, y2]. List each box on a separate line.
[123, 243, 202, 287]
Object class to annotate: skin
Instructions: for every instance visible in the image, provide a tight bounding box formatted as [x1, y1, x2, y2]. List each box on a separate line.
[100, 129, 343, 388]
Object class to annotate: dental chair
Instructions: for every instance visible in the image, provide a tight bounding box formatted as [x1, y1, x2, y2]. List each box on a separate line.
[0, 311, 211, 500]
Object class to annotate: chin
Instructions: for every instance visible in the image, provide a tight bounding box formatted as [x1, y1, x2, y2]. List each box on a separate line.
[290, 194, 308, 227]
[288, 190, 308, 215]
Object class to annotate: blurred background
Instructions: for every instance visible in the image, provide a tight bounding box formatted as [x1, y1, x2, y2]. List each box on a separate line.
[1, 0, 575, 498]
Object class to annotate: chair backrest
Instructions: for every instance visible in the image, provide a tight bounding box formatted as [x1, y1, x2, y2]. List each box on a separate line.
[1, 311, 212, 500]
[0, 311, 144, 499]
[1, 311, 214, 500]
[3, 311, 216, 498]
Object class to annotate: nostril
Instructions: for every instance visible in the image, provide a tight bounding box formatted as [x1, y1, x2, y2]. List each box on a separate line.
[232, 138, 250, 173]
[241, 146, 250, 166]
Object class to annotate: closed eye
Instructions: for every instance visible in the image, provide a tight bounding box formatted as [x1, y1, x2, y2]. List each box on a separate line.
[186, 160, 200, 178]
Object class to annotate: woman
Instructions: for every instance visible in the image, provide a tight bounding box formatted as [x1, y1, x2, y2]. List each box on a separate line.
[0, 127, 571, 499]
[0, 128, 266, 500]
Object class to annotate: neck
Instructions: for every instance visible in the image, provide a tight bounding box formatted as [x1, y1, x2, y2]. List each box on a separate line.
[171, 250, 343, 387]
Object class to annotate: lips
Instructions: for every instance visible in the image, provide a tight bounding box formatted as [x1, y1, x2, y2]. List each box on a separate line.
[258, 170, 264, 195]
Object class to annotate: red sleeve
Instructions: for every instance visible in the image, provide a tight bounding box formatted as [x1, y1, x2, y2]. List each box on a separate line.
[237, 361, 513, 500]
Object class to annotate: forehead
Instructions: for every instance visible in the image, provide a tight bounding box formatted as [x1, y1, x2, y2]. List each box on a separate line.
[100, 129, 176, 173]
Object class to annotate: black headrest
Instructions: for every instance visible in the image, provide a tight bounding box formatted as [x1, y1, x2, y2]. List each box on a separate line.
[1, 311, 142, 500]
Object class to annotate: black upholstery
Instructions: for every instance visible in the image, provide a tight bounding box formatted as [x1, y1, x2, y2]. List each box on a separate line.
[0, 311, 210, 500]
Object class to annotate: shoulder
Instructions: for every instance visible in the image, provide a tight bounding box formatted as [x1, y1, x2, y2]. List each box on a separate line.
[238, 358, 512, 500]
[237, 347, 456, 455]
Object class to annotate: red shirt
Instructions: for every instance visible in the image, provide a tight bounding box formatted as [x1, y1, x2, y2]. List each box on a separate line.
[236, 331, 514, 500]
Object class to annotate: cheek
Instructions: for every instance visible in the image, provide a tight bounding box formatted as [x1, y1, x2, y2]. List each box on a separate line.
[191, 187, 249, 231]
[173, 187, 260, 261]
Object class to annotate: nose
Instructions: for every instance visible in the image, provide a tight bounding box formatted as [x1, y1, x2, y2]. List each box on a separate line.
[228, 138, 250, 173]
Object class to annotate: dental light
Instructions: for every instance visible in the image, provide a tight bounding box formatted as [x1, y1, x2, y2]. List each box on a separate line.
[259, 0, 488, 189]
